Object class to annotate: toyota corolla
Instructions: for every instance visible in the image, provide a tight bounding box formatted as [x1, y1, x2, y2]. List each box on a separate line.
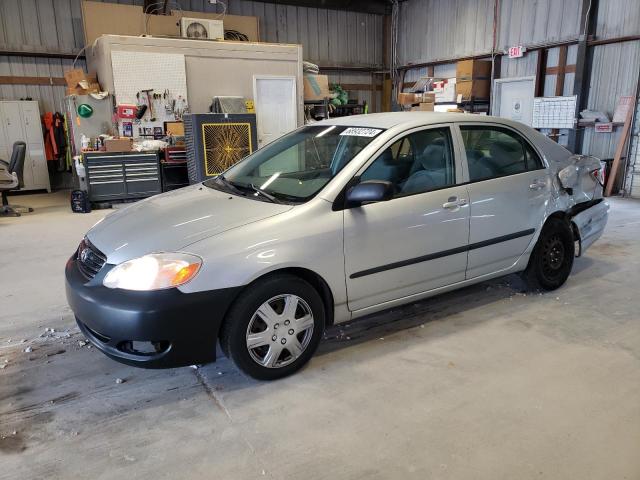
[66, 112, 608, 380]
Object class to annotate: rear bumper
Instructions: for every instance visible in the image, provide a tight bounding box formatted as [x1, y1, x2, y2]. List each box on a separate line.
[65, 256, 241, 368]
[572, 200, 609, 255]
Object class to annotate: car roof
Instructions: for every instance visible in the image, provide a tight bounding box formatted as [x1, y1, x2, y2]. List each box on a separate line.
[316, 112, 526, 130]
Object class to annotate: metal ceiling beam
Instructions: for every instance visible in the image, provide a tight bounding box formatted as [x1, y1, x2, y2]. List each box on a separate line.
[244, 0, 390, 15]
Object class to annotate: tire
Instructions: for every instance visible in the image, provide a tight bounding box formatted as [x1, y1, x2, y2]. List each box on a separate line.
[220, 274, 325, 380]
[522, 217, 575, 291]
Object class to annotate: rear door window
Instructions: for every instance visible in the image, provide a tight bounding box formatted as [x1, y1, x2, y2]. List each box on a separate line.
[460, 126, 540, 182]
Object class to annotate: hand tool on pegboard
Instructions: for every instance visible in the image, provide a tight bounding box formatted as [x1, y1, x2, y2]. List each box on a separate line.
[141, 88, 156, 121]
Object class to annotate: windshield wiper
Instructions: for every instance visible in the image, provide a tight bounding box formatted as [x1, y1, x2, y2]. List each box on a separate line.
[249, 183, 281, 204]
[216, 175, 246, 196]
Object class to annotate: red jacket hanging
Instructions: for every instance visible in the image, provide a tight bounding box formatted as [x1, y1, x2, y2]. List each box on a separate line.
[43, 112, 57, 161]
[42, 112, 67, 162]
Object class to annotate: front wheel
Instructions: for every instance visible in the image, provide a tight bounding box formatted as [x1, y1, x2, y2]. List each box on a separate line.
[522, 217, 575, 291]
[220, 274, 325, 380]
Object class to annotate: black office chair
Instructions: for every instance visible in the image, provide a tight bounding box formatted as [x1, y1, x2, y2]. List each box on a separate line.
[0, 141, 33, 217]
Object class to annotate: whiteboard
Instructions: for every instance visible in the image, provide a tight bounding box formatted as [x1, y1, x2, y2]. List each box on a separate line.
[111, 50, 188, 137]
[532, 95, 577, 129]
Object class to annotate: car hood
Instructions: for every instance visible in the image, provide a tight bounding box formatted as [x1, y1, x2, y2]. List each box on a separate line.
[87, 184, 293, 264]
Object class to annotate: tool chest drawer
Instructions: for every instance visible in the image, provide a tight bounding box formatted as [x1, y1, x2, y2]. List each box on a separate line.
[84, 152, 161, 202]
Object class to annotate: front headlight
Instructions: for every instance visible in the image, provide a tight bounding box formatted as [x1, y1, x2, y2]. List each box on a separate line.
[103, 253, 202, 291]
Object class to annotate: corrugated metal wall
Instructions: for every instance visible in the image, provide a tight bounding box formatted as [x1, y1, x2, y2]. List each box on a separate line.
[398, 0, 494, 66]
[583, 41, 640, 159]
[0, 0, 384, 112]
[497, 0, 582, 50]
[397, 0, 583, 66]
[596, 0, 640, 39]
[0, 56, 80, 115]
[398, 0, 640, 159]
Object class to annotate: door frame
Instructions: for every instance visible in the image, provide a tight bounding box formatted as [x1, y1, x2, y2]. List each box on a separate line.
[451, 121, 550, 170]
[491, 76, 536, 126]
[348, 123, 467, 186]
[252, 75, 298, 147]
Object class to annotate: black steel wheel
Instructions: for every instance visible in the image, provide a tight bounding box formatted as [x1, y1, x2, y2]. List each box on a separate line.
[523, 217, 575, 291]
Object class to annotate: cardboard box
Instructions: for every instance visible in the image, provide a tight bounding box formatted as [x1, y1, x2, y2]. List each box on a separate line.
[397, 92, 420, 105]
[104, 138, 132, 152]
[411, 102, 434, 112]
[67, 83, 101, 95]
[165, 121, 185, 136]
[64, 69, 101, 94]
[82, 1, 145, 46]
[64, 69, 96, 87]
[456, 59, 492, 81]
[304, 74, 331, 101]
[423, 92, 436, 103]
[456, 79, 490, 100]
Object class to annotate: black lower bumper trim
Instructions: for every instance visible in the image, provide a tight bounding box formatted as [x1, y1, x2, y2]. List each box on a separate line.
[65, 256, 242, 368]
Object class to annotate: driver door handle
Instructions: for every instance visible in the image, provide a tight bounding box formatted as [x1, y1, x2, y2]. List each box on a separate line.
[443, 196, 467, 210]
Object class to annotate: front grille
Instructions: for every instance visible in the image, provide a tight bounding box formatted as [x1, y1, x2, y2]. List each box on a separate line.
[77, 238, 107, 279]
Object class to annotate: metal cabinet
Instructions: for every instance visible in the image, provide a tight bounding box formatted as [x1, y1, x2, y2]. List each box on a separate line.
[0, 101, 51, 192]
[85, 152, 161, 202]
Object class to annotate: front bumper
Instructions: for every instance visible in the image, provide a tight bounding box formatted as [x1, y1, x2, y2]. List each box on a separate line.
[65, 256, 241, 368]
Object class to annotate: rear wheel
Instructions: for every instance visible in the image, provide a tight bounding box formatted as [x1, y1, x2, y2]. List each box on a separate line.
[220, 274, 325, 380]
[523, 217, 575, 291]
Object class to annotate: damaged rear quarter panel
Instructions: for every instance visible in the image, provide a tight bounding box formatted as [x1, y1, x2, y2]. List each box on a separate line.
[525, 127, 608, 254]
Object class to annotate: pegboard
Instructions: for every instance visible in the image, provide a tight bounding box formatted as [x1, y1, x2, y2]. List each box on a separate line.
[532, 95, 577, 129]
[111, 50, 189, 138]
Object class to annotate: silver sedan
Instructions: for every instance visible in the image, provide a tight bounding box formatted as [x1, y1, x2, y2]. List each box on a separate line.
[66, 113, 608, 380]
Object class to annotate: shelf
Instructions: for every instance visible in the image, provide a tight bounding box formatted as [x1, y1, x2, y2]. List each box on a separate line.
[577, 121, 624, 127]
[434, 100, 490, 105]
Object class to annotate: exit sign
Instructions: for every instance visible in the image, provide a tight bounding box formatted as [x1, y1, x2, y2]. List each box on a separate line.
[508, 45, 525, 58]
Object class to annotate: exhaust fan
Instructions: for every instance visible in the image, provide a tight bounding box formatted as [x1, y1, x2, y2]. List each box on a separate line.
[180, 17, 224, 40]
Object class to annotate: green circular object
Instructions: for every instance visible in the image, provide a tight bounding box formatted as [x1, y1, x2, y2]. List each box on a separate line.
[77, 103, 94, 118]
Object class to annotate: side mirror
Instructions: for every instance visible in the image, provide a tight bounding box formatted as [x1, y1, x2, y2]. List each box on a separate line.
[346, 180, 395, 206]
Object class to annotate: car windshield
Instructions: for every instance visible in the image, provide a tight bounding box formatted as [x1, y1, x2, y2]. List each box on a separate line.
[204, 125, 384, 203]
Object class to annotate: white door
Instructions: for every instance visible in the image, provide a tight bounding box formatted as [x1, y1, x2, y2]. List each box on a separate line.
[20, 102, 42, 144]
[1, 102, 24, 143]
[0, 105, 8, 162]
[343, 126, 470, 312]
[28, 143, 50, 189]
[493, 77, 535, 126]
[457, 123, 549, 278]
[253, 76, 297, 148]
[0, 102, 34, 187]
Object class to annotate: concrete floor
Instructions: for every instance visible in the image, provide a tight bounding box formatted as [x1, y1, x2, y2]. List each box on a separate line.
[1, 191, 639, 480]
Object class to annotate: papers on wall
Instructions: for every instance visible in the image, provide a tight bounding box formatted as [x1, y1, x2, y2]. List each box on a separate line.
[532, 95, 577, 129]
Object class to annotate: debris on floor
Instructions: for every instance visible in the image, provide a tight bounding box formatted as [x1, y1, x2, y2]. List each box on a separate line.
[115, 378, 124, 384]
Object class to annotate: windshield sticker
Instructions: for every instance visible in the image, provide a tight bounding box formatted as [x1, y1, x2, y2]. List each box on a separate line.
[340, 127, 382, 137]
